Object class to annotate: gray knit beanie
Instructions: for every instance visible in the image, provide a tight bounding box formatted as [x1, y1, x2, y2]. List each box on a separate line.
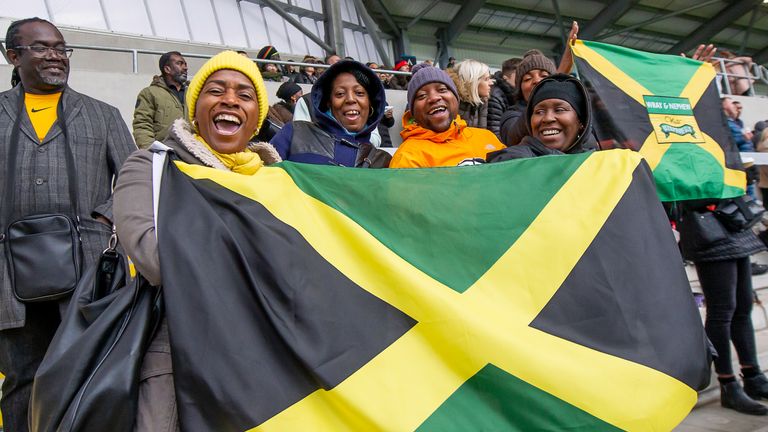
[406, 63, 459, 111]
[515, 49, 557, 100]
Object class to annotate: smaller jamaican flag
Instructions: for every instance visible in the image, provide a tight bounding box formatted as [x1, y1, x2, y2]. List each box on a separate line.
[572, 39, 745, 202]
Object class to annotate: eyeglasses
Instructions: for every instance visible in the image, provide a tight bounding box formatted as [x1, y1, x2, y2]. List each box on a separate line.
[13, 45, 73, 58]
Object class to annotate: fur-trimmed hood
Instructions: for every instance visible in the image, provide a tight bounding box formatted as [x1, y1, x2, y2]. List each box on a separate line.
[165, 118, 282, 168]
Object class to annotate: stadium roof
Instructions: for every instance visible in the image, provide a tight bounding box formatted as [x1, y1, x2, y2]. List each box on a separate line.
[361, 0, 768, 66]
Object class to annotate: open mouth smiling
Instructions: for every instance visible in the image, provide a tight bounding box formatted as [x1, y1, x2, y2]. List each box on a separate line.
[343, 109, 361, 121]
[540, 128, 562, 137]
[428, 106, 447, 116]
[213, 113, 242, 135]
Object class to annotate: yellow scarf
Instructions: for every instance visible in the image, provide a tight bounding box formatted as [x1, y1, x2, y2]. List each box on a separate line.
[194, 134, 263, 175]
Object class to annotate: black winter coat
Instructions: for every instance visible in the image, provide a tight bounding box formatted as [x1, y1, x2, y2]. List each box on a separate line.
[487, 72, 517, 139]
[499, 101, 527, 147]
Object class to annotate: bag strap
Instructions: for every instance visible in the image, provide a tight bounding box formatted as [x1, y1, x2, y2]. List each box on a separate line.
[149, 141, 171, 237]
[2, 86, 81, 231]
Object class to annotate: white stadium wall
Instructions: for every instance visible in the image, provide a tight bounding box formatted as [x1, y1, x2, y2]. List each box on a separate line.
[1, 0, 390, 64]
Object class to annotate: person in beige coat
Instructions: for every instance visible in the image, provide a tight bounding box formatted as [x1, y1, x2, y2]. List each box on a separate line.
[113, 50, 280, 431]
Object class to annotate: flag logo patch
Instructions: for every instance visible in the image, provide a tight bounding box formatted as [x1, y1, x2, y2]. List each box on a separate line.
[643, 96, 703, 144]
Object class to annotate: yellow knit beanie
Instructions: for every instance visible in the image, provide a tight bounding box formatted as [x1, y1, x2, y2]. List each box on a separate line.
[186, 50, 269, 136]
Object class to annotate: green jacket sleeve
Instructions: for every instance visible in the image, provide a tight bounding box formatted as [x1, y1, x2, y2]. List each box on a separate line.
[132, 87, 157, 149]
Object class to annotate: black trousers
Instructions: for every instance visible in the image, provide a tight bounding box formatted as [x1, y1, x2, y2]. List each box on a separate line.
[0, 301, 66, 432]
[696, 257, 760, 375]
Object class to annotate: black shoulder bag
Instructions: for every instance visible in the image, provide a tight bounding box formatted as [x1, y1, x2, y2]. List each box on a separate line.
[29, 234, 163, 432]
[714, 195, 765, 232]
[3, 87, 84, 302]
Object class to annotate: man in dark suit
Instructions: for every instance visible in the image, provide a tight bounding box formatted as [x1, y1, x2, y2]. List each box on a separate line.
[0, 17, 135, 431]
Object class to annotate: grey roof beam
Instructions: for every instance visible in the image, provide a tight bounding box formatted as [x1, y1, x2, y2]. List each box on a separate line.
[407, 0, 441, 29]
[322, 0, 345, 56]
[252, 0, 335, 53]
[627, 2, 768, 38]
[393, 15, 561, 45]
[243, 0, 379, 35]
[444, 0, 768, 47]
[550, 0, 568, 46]
[351, 0, 392, 65]
[579, 0, 633, 39]
[668, 0, 763, 54]
[363, 0, 400, 36]
[595, 0, 720, 41]
[441, 0, 486, 45]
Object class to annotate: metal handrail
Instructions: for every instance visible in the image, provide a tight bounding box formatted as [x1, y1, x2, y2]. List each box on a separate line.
[0, 38, 412, 76]
[711, 56, 767, 96]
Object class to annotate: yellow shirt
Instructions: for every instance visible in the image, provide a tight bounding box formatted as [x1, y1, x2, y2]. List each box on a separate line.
[25, 92, 62, 142]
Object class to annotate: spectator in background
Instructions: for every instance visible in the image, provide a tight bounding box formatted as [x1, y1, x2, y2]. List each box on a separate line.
[268, 81, 302, 128]
[752, 120, 766, 148]
[500, 22, 580, 147]
[315, 54, 342, 78]
[387, 60, 410, 90]
[256, 45, 283, 82]
[390, 63, 503, 168]
[449, 59, 493, 129]
[487, 57, 520, 139]
[757, 126, 768, 211]
[366, 61, 391, 87]
[270, 60, 389, 166]
[378, 104, 396, 148]
[444, 56, 456, 70]
[499, 49, 557, 147]
[236, 50, 249, 57]
[0, 18, 135, 431]
[284, 60, 299, 82]
[132, 51, 188, 149]
[293, 55, 318, 84]
[723, 97, 753, 152]
[717, 51, 755, 96]
[487, 74, 593, 161]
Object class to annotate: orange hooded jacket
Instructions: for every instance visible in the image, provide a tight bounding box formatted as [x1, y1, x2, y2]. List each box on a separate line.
[389, 112, 504, 168]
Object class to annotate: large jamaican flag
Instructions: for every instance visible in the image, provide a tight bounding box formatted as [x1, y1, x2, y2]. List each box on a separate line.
[572, 39, 745, 202]
[157, 150, 710, 431]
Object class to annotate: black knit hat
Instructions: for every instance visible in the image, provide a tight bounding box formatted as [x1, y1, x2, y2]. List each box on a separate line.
[276, 81, 301, 101]
[515, 49, 557, 100]
[257, 45, 279, 60]
[528, 75, 586, 124]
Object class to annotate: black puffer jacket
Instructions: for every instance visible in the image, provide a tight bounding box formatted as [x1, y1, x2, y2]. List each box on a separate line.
[487, 74, 596, 162]
[498, 101, 527, 147]
[487, 71, 517, 139]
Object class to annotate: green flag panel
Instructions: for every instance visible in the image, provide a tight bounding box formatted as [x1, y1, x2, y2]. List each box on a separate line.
[416, 364, 622, 432]
[279, 154, 589, 293]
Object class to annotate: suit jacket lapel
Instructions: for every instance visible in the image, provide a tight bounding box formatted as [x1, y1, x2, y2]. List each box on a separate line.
[42, 87, 82, 145]
[0, 87, 39, 144]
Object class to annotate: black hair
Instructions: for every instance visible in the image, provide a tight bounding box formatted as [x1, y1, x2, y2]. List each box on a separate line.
[319, 62, 375, 111]
[501, 58, 522, 77]
[6, 17, 55, 50]
[10, 67, 20, 87]
[159, 51, 182, 73]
